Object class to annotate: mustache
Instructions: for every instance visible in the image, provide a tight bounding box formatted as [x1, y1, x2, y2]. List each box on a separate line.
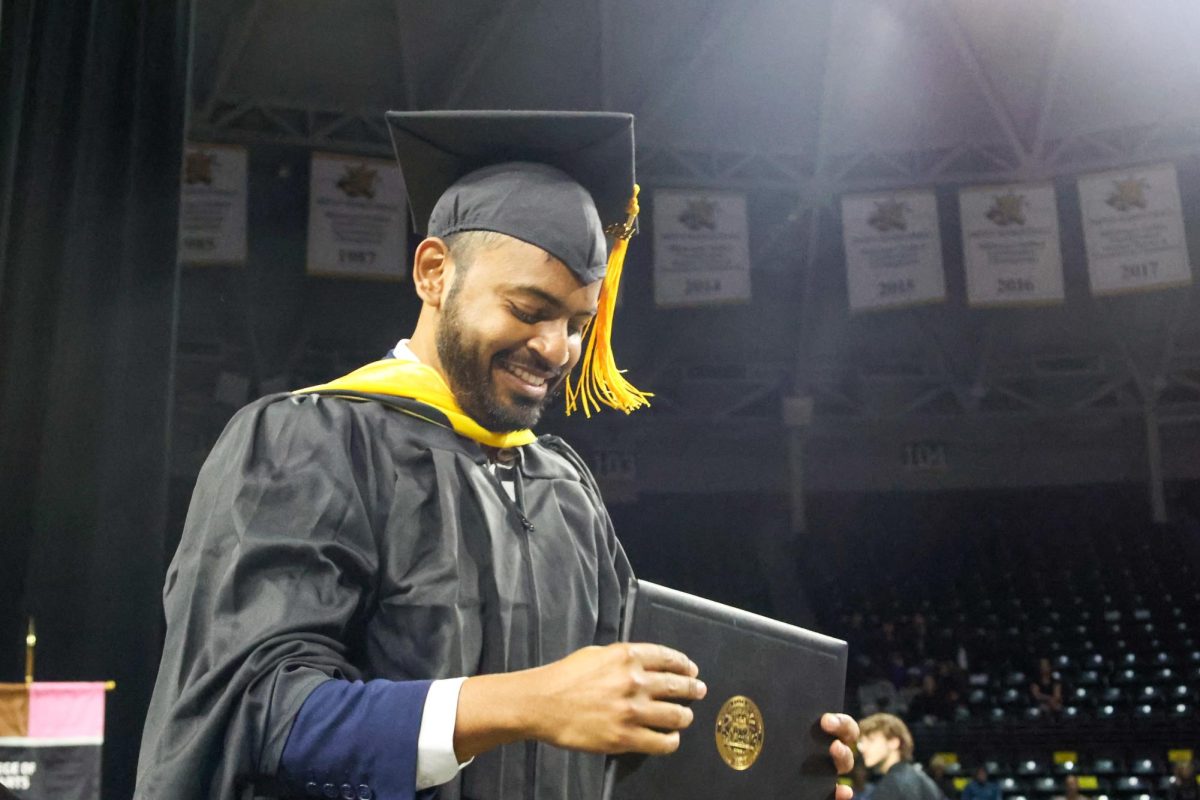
[497, 350, 567, 382]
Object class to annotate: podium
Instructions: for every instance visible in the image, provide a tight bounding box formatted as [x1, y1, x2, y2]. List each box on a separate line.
[0, 682, 106, 800]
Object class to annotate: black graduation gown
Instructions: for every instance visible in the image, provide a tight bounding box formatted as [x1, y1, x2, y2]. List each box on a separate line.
[135, 392, 633, 800]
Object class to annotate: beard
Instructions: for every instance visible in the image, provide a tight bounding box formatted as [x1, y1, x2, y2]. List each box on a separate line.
[436, 289, 566, 432]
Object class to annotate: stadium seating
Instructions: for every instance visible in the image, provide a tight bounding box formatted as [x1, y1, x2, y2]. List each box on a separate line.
[815, 491, 1200, 800]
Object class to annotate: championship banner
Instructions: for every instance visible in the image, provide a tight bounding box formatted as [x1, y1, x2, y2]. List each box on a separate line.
[959, 182, 1064, 307]
[178, 143, 248, 265]
[1078, 164, 1192, 295]
[306, 153, 407, 279]
[841, 190, 945, 312]
[652, 190, 751, 307]
[0, 683, 105, 800]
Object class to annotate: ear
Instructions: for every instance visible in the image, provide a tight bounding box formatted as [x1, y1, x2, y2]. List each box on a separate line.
[412, 237, 454, 308]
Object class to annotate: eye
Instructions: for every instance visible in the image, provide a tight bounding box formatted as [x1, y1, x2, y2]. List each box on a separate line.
[508, 305, 540, 324]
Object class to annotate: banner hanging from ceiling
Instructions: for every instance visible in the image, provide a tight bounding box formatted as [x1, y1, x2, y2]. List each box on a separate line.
[178, 143, 247, 266]
[1078, 163, 1192, 296]
[959, 182, 1064, 307]
[841, 190, 946, 312]
[306, 153, 407, 280]
[652, 190, 751, 307]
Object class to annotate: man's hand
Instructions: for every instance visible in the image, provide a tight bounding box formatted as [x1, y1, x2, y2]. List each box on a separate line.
[527, 643, 707, 754]
[822, 712, 860, 800]
[454, 643, 706, 761]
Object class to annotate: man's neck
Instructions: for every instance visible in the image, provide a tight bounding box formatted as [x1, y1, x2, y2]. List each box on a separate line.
[880, 753, 902, 774]
[400, 328, 436, 364]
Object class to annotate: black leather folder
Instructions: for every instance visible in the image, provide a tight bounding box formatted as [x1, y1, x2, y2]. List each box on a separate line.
[602, 580, 848, 800]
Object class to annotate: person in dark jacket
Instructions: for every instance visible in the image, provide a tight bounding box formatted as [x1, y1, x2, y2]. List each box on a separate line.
[962, 767, 1002, 800]
[857, 713, 943, 800]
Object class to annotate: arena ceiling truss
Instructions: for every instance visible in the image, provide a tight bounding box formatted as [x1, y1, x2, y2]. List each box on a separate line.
[184, 0, 1200, 504]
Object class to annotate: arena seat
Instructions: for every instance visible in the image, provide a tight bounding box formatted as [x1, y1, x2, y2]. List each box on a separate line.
[1031, 776, 1058, 795]
[999, 776, 1025, 793]
[1017, 757, 1049, 776]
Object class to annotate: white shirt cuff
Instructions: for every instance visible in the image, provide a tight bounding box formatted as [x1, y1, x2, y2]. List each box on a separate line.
[415, 677, 472, 790]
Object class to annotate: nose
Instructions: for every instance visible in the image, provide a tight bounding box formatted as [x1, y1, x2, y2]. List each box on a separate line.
[528, 320, 572, 369]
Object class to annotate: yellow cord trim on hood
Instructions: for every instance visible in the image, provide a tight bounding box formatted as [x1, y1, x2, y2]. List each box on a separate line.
[296, 359, 537, 449]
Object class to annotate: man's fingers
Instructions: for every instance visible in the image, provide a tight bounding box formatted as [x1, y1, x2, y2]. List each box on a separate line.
[829, 739, 855, 774]
[642, 670, 707, 701]
[635, 698, 696, 732]
[821, 713, 860, 746]
[835, 784, 855, 800]
[625, 642, 698, 676]
[621, 728, 682, 755]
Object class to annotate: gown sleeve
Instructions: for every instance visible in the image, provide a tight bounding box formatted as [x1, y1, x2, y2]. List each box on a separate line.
[134, 395, 426, 800]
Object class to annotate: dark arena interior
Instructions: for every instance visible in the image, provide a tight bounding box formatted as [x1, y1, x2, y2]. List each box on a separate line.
[2, 1, 1200, 798]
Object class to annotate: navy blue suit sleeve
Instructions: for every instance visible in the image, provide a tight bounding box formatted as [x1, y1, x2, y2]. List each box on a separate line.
[278, 678, 433, 800]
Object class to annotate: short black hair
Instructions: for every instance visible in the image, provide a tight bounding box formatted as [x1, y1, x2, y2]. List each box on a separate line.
[442, 230, 509, 272]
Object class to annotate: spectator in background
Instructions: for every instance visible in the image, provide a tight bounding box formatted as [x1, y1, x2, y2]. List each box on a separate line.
[1167, 760, 1198, 800]
[845, 611, 872, 687]
[962, 767, 1001, 800]
[908, 613, 930, 663]
[857, 713, 942, 800]
[870, 620, 900, 667]
[887, 651, 909, 690]
[907, 675, 947, 723]
[927, 754, 956, 800]
[1029, 657, 1064, 715]
[935, 661, 966, 720]
[859, 665, 901, 716]
[1051, 774, 1089, 800]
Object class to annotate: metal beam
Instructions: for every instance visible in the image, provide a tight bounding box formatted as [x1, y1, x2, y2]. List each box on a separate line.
[440, 0, 529, 108]
[791, 0, 841, 396]
[926, 0, 1030, 169]
[394, 1, 420, 110]
[190, 95, 1200, 196]
[197, 1, 264, 125]
[989, 383, 1050, 413]
[597, 0, 612, 111]
[1029, 0, 1072, 161]
[635, 0, 763, 129]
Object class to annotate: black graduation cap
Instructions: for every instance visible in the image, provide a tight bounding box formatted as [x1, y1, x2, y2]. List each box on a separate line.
[384, 109, 649, 418]
[385, 110, 635, 285]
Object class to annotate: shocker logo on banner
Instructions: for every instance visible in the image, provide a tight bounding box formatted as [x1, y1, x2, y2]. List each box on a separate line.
[677, 198, 717, 231]
[337, 164, 378, 199]
[985, 192, 1026, 226]
[1106, 178, 1149, 212]
[867, 199, 908, 232]
[184, 151, 215, 186]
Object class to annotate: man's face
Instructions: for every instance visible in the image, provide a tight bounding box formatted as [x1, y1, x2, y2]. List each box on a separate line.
[435, 235, 601, 432]
[856, 732, 896, 769]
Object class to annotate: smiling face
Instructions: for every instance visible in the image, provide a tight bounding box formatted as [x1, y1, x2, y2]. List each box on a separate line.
[432, 234, 600, 432]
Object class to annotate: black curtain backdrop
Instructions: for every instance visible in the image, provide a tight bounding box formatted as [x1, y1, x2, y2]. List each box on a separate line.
[0, 0, 190, 796]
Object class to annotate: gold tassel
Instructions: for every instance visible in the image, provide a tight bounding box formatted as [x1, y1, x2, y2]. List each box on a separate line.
[566, 185, 653, 417]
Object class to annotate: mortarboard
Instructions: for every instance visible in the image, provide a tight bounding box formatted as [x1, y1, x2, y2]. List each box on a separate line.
[385, 110, 650, 417]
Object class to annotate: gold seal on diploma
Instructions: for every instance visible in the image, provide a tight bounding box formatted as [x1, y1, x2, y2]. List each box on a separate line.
[714, 695, 764, 770]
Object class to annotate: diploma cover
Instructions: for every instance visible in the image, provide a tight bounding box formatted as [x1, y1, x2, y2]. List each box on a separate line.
[603, 580, 848, 800]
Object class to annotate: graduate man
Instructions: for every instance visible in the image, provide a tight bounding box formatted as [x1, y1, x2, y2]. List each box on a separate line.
[135, 111, 859, 800]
